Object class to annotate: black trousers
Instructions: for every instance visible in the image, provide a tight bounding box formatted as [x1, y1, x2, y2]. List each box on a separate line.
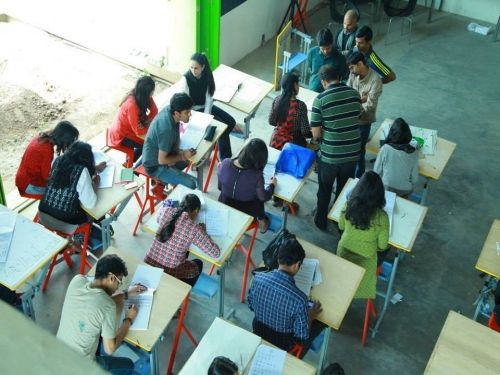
[209, 105, 236, 160]
[315, 160, 356, 230]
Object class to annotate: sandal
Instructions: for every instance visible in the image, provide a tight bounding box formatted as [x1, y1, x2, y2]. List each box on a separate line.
[259, 217, 270, 234]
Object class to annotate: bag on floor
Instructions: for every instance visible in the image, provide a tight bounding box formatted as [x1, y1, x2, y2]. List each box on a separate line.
[260, 229, 296, 271]
[275, 143, 315, 178]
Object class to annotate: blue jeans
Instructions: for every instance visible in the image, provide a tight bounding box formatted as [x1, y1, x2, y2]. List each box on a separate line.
[355, 123, 372, 178]
[147, 161, 197, 189]
[96, 355, 136, 375]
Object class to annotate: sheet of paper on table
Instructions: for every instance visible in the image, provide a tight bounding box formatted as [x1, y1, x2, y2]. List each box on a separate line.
[93, 150, 110, 165]
[197, 208, 229, 236]
[0, 208, 16, 263]
[131, 264, 163, 291]
[179, 111, 214, 150]
[306, 97, 314, 111]
[384, 190, 396, 235]
[234, 81, 261, 102]
[248, 344, 286, 375]
[294, 258, 322, 297]
[98, 165, 115, 189]
[214, 81, 242, 102]
[263, 162, 276, 183]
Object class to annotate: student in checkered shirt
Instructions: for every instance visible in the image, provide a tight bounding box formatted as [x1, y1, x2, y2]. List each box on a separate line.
[247, 238, 324, 355]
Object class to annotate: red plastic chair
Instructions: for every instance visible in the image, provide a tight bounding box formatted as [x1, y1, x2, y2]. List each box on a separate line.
[361, 264, 383, 346]
[488, 312, 500, 333]
[167, 295, 198, 375]
[40, 222, 93, 292]
[208, 220, 259, 303]
[105, 129, 134, 168]
[293, 0, 309, 30]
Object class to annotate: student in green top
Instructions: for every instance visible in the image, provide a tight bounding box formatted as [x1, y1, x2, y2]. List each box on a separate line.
[337, 171, 389, 299]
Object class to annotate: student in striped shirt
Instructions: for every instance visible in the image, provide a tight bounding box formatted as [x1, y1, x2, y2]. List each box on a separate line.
[355, 26, 396, 84]
[311, 65, 362, 230]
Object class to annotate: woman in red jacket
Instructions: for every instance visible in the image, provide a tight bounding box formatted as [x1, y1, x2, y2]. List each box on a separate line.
[108, 76, 158, 164]
[15, 120, 79, 196]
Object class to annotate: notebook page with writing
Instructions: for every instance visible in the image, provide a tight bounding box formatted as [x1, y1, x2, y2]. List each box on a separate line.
[248, 344, 286, 375]
[121, 290, 154, 330]
[98, 165, 115, 189]
[0, 209, 16, 262]
[294, 258, 320, 297]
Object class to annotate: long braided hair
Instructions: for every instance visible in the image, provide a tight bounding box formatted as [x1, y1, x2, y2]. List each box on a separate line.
[156, 194, 201, 243]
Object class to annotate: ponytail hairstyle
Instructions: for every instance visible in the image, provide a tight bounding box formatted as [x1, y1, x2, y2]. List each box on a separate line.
[123, 76, 156, 126]
[276, 72, 300, 123]
[156, 194, 201, 243]
[190, 52, 215, 96]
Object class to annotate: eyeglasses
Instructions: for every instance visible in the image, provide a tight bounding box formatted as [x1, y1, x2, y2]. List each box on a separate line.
[109, 272, 123, 285]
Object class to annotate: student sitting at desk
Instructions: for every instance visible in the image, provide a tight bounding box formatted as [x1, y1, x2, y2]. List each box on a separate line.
[268, 72, 311, 150]
[57, 254, 146, 374]
[307, 28, 348, 93]
[108, 76, 158, 163]
[217, 139, 276, 234]
[144, 194, 220, 286]
[38, 141, 102, 236]
[15, 120, 79, 196]
[174, 52, 237, 160]
[142, 93, 197, 189]
[337, 171, 389, 299]
[208, 356, 239, 375]
[247, 238, 323, 354]
[373, 118, 419, 197]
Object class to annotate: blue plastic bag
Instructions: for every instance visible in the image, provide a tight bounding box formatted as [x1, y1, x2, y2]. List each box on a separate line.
[275, 143, 315, 179]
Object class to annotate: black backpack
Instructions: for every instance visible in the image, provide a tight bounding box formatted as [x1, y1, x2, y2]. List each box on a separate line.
[261, 229, 296, 271]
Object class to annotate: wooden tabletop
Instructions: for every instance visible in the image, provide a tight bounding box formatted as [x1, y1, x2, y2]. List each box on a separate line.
[0, 205, 68, 290]
[475, 219, 500, 278]
[298, 238, 365, 330]
[0, 301, 108, 375]
[212, 64, 274, 114]
[328, 178, 428, 252]
[366, 118, 456, 180]
[424, 311, 500, 375]
[189, 119, 227, 164]
[83, 160, 144, 219]
[87, 246, 191, 353]
[179, 317, 316, 375]
[267, 146, 311, 203]
[143, 185, 253, 268]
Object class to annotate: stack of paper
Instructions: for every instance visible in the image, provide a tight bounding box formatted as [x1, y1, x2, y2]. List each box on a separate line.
[179, 111, 214, 150]
[294, 258, 322, 297]
[384, 190, 397, 234]
[121, 264, 163, 330]
[0, 208, 16, 263]
[248, 344, 286, 375]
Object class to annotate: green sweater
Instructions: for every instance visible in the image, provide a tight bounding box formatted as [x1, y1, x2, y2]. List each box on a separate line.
[337, 207, 389, 299]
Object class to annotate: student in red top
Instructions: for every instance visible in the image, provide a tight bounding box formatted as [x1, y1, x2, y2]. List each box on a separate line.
[108, 76, 158, 163]
[15, 121, 79, 196]
[144, 194, 220, 286]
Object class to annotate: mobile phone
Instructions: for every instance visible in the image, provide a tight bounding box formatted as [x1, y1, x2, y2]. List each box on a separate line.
[307, 300, 314, 309]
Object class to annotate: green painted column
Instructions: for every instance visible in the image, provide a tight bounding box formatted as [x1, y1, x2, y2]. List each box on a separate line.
[197, 0, 221, 67]
[0, 173, 6, 205]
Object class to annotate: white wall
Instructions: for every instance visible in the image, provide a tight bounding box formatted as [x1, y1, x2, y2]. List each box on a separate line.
[2, 0, 196, 75]
[220, 0, 322, 66]
[437, 0, 500, 24]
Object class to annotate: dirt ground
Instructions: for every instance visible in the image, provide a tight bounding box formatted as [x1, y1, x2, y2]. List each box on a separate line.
[0, 20, 167, 194]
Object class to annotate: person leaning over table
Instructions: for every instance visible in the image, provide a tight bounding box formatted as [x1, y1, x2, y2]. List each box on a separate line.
[217, 138, 276, 234]
[337, 171, 390, 299]
[57, 254, 146, 375]
[247, 237, 324, 356]
[144, 193, 220, 286]
[108, 75, 158, 164]
[208, 356, 240, 375]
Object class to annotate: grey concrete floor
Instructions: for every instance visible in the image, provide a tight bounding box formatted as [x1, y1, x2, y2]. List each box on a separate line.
[27, 3, 500, 375]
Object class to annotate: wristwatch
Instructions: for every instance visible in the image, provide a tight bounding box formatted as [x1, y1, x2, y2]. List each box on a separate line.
[123, 317, 133, 325]
[123, 290, 128, 300]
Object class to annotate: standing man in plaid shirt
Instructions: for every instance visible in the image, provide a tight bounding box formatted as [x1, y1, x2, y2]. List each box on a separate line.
[247, 238, 323, 354]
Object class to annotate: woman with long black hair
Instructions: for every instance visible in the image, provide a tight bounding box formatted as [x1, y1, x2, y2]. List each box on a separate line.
[337, 171, 389, 299]
[268, 72, 311, 150]
[144, 194, 220, 286]
[109, 75, 158, 162]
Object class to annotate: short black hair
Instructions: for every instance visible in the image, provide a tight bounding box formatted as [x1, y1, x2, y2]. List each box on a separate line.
[278, 238, 305, 266]
[317, 28, 333, 46]
[237, 138, 268, 170]
[356, 25, 373, 42]
[346, 51, 366, 66]
[170, 93, 194, 114]
[208, 356, 238, 375]
[318, 64, 340, 82]
[95, 254, 128, 279]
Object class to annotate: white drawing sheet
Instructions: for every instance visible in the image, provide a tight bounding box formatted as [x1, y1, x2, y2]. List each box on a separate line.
[131, 264, 163, 291]
[197, 208, 229, 237]
[179, 317, 261, 375]
[234, 81, 261, 102]
[122, 290, 154, 330]
[248, 344, 286, 375]
[98, 165, 115, 189]
[214, 81, 241, 102]
[93, 150, 110, 165]
[0, 209, 16, 263]
[294, 258, 321, 297]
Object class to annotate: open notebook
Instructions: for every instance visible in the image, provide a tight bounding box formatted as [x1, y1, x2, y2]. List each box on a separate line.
[0, 207, 16, 263]
[121, 264, 163, 330]
[294, 258, 322, 297]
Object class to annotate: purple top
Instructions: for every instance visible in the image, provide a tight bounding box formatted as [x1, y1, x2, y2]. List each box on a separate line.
[217, 158, 274, 203]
